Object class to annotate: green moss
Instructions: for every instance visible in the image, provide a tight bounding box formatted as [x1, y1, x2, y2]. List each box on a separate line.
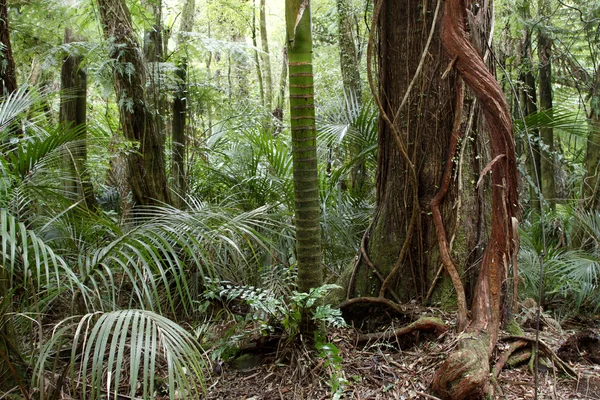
[504, 319, 524, 336]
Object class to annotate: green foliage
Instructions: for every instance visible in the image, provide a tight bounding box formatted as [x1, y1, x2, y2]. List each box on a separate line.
[519, 207, 600, 312]
[36, 310, 206, 400]
[315, 339, 348, 400]
[203, 280, 347, 338]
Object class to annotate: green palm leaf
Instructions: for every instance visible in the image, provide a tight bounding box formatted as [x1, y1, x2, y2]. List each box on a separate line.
[36, 310, 206, 400]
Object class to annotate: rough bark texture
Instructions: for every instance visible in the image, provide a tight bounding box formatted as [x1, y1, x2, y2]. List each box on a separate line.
[286, 0, 323, 294]
[336, 0, 361, 101]
[0, 0, 17, 96]
[344, 0, 487, 309]
[432, 0, 518, 396]
[97, 0, 171, 207]
[60, 28, 97, 211]
[537, 0, 556, 209]
[172, 0, 195, 207]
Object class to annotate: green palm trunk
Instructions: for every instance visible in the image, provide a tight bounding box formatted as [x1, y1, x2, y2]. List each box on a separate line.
[285, 0, 323, 294]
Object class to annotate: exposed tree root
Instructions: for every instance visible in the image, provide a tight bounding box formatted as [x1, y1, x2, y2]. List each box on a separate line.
[356, 316, 448, 343]
[339, 296, 427, 317]
[432, 333, 490, 400]
[501, 335, 579, 378]
[493, 339, 529, 376]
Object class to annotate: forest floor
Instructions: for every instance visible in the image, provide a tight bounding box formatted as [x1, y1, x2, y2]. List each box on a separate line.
[205, 306, 600, 400]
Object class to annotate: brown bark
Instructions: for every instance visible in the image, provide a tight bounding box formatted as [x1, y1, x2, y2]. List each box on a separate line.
[432, 0, 519, 396]
[0, 0, 16, 96]
[97, 0, 171, 207]
[347, 0, 487, 310]
[60, 28, 97, 211]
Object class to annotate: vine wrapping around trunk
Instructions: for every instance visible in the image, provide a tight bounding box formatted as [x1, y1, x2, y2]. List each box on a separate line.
[432, 0, 519, 396]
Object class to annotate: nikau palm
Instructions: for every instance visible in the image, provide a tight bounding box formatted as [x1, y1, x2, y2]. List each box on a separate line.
[285, 0, 323, 296]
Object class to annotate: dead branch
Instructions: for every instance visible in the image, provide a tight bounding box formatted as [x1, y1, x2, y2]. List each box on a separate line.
[356, 316, 448, 343]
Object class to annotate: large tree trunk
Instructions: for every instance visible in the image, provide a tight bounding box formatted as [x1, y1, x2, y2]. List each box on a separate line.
[538, 0, 556, 209]
[171, 0, 195, 207]
[344, 0, 486, 310]
[285, 0, 323, 298]
[97, 0, 171, 207]
[60, 28, 97, 211]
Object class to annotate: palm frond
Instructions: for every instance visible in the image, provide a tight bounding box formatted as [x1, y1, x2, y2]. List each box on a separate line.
[35, 310, 206, 400]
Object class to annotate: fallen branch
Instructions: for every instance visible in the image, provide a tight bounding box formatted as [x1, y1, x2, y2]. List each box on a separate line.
[500, 335, 579, 378]
[356, 316, 448, 343]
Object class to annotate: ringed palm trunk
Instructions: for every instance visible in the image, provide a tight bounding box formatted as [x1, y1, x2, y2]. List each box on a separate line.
[285, 0, 323, 295]
[97, 0, 171, 207]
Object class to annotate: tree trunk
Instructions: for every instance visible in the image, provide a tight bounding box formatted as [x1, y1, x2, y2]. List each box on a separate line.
[171, 0, 195, 208]
[97, 0, 171, 207]
[0, 0, 16, 96]
[538, 0, 556, 209]
[285, 0, 323, 298]
[60, 28, 97, 211]
[336, 0, 361, 102]
[0, 2, 22, 391]
[252, 0, 265, 106]
[260, 0, 272, 109]
[583, 65, 600, 211]
[272, 46, 288, 135]
[344, 0, 486, 308]
[516, 0, 541, 211]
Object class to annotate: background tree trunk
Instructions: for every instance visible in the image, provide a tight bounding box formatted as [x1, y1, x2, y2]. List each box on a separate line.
[97, 0, 171, 207]
[60, 28, 97, 211]
[286, 0, 323, 297]
[0, 0, 17, 96]
[517, 0, 541, 211]
[538, 0, 556, 209]
[336, 0, 361, 102]
[583, 65, 600, 211]
[260, 0, 272, 109]
[172, 0, 195, 208]
[252, 0, 265, 106]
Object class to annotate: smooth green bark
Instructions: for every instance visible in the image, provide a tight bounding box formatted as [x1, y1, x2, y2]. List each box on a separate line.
[286, 0, 323, 294]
